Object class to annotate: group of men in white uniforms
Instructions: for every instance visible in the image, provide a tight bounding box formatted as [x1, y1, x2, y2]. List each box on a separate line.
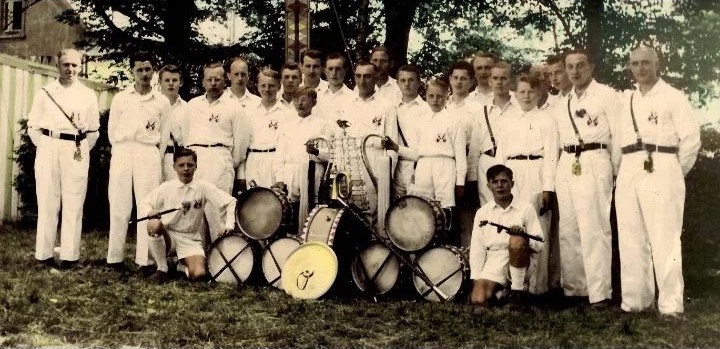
[30, 44, 699, 318]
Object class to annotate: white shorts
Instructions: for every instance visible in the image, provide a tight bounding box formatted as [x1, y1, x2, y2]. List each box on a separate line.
[168, 230, 205, 260]
[477, 250, 509, 285]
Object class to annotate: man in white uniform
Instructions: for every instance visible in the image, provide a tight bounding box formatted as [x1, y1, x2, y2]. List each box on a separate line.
[158, 64, 187, 181]
[300, 49, 329, 92]
[469, 52, 497, 105]
[370, 45, 402, 104]
[315, 52, 354, 120]
[225, 57, 261, 108]
[546, 53, 572, 106]
[143, 147, 236, 282]
[553, 48, 621, 307]
[392, 64, 428, 199]
[496, 75, 559, 295]
[616, 46, 700, 319]
[106, 51, 170, 271]
[29, 49, 100, 269]
[279, 61, 302, 109]
[469, 165, 544, 306]
[244, 69, 292, 187]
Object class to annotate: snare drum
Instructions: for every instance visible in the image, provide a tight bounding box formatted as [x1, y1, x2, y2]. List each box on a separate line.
[262, 236, 302, 289]
[206, 233, 256, 285]
[236, 187, 293, 240]
[412, 245, 469, 302]
[351, 241, 400, 296]
[386, 195, 447, 252]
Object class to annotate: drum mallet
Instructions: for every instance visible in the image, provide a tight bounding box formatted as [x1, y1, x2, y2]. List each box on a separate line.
[478, 220, 544, 243]
[129, 206, 183, 224]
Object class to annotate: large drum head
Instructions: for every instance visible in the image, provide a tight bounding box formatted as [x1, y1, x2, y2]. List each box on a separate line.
[236, 188, 285, 240]
[413, 246, 466, 302]
[282, 242, 338, 299]
[386, 196, 438, 252]
[262, 237, 301, 289]
[207, 234, 255, 285]
[351, 242, 400, 295]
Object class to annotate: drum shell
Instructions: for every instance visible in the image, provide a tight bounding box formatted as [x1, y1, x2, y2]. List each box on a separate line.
[206, 233, 262, 285]
[262, 236, 303, 289]
[385, 195, 447, 253]
[412, 245, 470, 302]
[235, 187, 294, 241]
[350, 241, 402, 297]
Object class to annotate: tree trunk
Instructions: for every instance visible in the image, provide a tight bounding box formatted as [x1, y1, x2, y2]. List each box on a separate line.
[356, 0, 371, 63]
[582, 0, 603, 71]
[382, 0, 420, 74]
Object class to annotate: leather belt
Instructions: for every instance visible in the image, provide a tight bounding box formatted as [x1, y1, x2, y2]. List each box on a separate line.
[563, 143, 607, 154]
[621, 143, 678, 154]
[248, 148, 276, 153]
[188, 143, 227, 148]
[40, 128, 86, 142]
[508, 155, 543, 160]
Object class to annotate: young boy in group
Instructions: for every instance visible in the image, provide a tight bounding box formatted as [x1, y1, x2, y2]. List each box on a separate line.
[142, 147, 236, 282]
[469, 165, 544, 306]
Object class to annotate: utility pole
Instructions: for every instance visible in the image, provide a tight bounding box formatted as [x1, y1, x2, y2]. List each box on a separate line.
[285, 0, 310, 63]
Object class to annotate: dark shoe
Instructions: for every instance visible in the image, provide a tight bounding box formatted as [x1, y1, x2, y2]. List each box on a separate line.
[148, 270, 169, 284]
[58, 260, 80, 270]
[506, 290, 530, 306]
[590, 299, 612, 310]
[138, 265, 157, 278]
[104, 262, 126, 272]
[36, 257, 56, 268]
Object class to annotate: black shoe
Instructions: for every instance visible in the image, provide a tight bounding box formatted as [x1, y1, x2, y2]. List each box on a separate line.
[36, 257, 56, 268]
[148, 270, 169, 284]
[105, 262, 126, 272]
[58, 260, 80, 270]
[138, 265, 157, 278]
[507, 290, 530, 306]
[590, 299, 612, 310]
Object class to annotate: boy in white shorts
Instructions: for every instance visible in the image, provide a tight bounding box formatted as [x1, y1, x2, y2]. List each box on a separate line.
[141, 147, 236, 282]
[469, 165, 544, 306]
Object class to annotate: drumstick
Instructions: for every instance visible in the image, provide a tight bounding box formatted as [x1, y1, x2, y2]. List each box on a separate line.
[336, 198, 451, 302]
[478, 220, 544, 242]
[130, 206, 181, 224]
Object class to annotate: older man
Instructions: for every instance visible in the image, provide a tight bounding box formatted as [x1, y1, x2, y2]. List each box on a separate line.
[29, 49, 100, 269]
[616, 46, 700, 319]
[370, 45, 402, 103]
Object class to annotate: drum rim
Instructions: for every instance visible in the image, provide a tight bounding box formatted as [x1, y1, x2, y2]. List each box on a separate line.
[412, 245, 468, 302]
[281, 241, 339, 299]
[350, 241, 400, 295]
[385, 194, 440, 252]
[206, 233, 255, 284]
[235, 186, 289, 240]
[261, 236, 302, 286]
[301, 205, 344, 246]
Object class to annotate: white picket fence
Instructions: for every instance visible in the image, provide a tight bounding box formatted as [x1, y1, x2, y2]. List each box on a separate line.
[0, 53, 117, 222]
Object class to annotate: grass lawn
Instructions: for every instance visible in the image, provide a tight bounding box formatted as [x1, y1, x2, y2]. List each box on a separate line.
[1, 157, 720, 348]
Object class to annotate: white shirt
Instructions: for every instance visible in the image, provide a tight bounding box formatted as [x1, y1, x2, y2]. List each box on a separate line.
[183, 92, 249, 166]
[395, 95, 429, 161]
[469, 198, 544, 279]
[246, 99, 294, 150]
[619, 79, 700, 175]
[469, 88, 493, 106]
[274, 113, 331, 186]
[140, 178, 237, 233]
[496, 107, 559, 191]
[161, 96, 187, 152]
[108, 87, 170, 146]
[300, 78, 329, 94]
[415, 109, 468, 184]
[450, 96, 494, 182]
[315, 84, 354, 120]
[28, 79, 100, 147]
[552, 79, 621, 170]
[332, 92, 399, 150]
[225, 88, 260, 109]
[375, 76, 402, 104]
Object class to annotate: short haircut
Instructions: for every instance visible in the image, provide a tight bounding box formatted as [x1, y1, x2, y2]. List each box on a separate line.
[355, 60, 376, 73]
[472, 51, 498, 63]
[486, 164, 513, 181]
[224, 56, 248, 73]
[565, 48, 594, 65]
[129, 51, 155, 68]
[492, 61, 512, 71]
[56, 48, 82, 62]
[516, 74, 541, 90]
[281, 61, 301, 73]
[397, 64, 422, 80]
[545, 53, 565, 66]
[203, 62, 224, 72]
[449, 60, 474, 77]
[301, 49, 323, 63]
[158, 64, 182, 80]
[324, 52, 346, 67]
[293, 86, 318, 101]
[173, 147, 197, 163]
[258, 68, 281, 81]
[427, 78, 449, 92]
[371, 45, 391, 57]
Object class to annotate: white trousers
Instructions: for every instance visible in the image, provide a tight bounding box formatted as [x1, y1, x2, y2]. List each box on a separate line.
[34, 136, 90, 261]
[478, 154, 502, 206]
[556, 150, 613, 303]
[616, 152, 685, 314]
[107, 142, 162, 265]
[393, 159, 415, 199]
[245, 151, 278, 188]
[192, 146, 234, 194]
[506, 158, 553, 295]
[409, 156, 456, 208]
[162, 152, 177, 182]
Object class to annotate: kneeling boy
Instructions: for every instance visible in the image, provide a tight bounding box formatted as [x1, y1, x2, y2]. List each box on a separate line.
[469, 165, 544, 305]
[142, 147, 236, 282]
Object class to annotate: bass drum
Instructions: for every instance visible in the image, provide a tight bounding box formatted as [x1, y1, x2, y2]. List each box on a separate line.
[351, 241, 400, 296]
[206, 233, 256, 285]
[262, 236, 302, 289]
[386, 195, 446, 252]
[235, 187, 293, 241]
[412, 245, 469, 302]
[281, 242, 339, 300]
